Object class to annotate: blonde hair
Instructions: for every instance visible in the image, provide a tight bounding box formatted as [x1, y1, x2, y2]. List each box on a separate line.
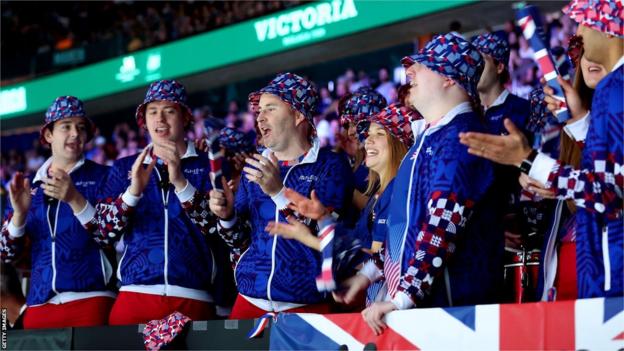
[365, 132, 408, 196]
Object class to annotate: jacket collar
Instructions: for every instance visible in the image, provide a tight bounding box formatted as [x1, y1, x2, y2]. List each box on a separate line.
[261, 137, 321, 166]
[143, 140, 197, 164]
[33, 156, 86, 183]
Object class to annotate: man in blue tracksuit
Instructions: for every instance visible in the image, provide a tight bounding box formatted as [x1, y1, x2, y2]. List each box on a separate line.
[1, 96, 115, 328]
[340, 34, 503, 335]
[84, 80, 223, 324]
[209, 73, 353, 319]
[459, 0, 623, 299]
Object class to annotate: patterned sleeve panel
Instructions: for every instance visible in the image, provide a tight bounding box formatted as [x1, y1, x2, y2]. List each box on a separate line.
[396, 126, 493, 304]
[93, 160, 137, 244]
[95, 195, 136, 243]
[216, 177, 251, 264]
[397, 191, 474, 301]
[0, 213, 26, 263]
[180, 189, 219, 236]
[545, 160, 623, 219]
[544, 75, 623, 220]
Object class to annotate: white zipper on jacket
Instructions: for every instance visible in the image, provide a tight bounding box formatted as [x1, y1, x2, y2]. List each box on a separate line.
[397, 133, 428, 278]
[155, 168, 171, 293]
[117, 244, 129, 281]
[266, 165, 298, 305]
[602, 225, 611, 291]
[541, 200, 563, 301]
[46, 202, 61, 296]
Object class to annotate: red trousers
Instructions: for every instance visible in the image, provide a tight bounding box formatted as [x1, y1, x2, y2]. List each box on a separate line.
[229, 294, 331, 320]
[23, 296, 114, 329]
[555, 242, 577, 300]
[108, 291, 215, 325]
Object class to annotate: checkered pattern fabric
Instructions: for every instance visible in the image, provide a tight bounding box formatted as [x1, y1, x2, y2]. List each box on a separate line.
[143, 311, 191, 351]
[364, 103, 415, 148]
[545, 157, 623, 218]
[339, 87, 388, 126]
[393, 191, 470, 302]
[96, 197, 136, 241]
[180, 192, 218, 236]
[248, 72, 319, 128]
[40, 96, 95, 144]
[0, 213, 24, 263]
[564, 0, 624, 38]
[219, 127, 255, 154]
[401, 33, 484, 105]
[135, 80, 193, 129]
[471, 33, 510, 65]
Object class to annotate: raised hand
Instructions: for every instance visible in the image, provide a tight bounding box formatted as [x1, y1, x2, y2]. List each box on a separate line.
[243, 153, 282, 196]
[459, 119, 532, 167]
[128, 147, 157, 197]
[153, 141, 186, 191]
[542, 77, 587, 123]
[284, 188, 328, 221]
[266, 215, 319, 250]
[209, 177, 234, 220]
[8, 172, 31, 226]
[42, 169, 87, 212]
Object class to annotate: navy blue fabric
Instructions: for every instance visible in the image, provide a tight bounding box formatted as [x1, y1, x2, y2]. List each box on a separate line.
[10, 160, 113, 305]
[233, 148, 353, 304]
[576, 66, 623, 298]
[388, 111, 504, 307]
[100, 151, 217, 292]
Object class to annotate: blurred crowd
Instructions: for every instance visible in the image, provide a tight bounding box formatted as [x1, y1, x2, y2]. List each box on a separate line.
[0, 11, 576, 193]
[1, 1, 304, 81]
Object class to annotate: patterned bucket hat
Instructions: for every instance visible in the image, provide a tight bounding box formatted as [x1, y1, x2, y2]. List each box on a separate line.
[135, 80, 193, 129]
[359, 103, 415, 148]
[471, 33, 511, 66]
[40, 96, 95, 145]
[219, 127, 256, 154]
[338, 87, 388, 126]
[248, 72, 319, 128]
[401, 33, 485, 106]
[564, 0, 624, 38]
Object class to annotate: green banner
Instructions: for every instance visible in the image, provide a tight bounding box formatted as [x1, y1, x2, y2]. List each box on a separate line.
[0, 0, 475, 119]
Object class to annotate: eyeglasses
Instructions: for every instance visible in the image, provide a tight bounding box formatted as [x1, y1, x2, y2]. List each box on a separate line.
[567, 35, 583, 69]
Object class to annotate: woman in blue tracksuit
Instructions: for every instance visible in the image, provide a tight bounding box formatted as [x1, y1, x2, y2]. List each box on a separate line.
[267, 103, 416, 299]
[1, 96, 115, 329]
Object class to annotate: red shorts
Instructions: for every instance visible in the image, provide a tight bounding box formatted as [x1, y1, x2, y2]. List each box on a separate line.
[108, 291, 215, 325]
[23, 296, 115, 329]
[229, 294, 331, 320]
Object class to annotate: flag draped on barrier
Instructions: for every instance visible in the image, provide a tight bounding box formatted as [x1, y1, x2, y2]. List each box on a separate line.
[268, 297, 624, 350]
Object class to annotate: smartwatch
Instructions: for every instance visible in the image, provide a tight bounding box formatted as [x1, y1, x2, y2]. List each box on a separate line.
[519, 149, 538, 174]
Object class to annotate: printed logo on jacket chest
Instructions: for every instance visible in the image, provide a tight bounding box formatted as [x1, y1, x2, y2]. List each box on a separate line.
[298, 175, 319, 183]
[75, 180, 97, 187]
[184, 168, 205, 175]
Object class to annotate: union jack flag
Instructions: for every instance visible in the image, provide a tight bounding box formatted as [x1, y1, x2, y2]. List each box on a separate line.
[516, 5, 570, 123]
[264, 297, 623, 350]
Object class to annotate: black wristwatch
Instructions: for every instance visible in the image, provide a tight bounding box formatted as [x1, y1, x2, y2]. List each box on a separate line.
[519, 149, 538, 174]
